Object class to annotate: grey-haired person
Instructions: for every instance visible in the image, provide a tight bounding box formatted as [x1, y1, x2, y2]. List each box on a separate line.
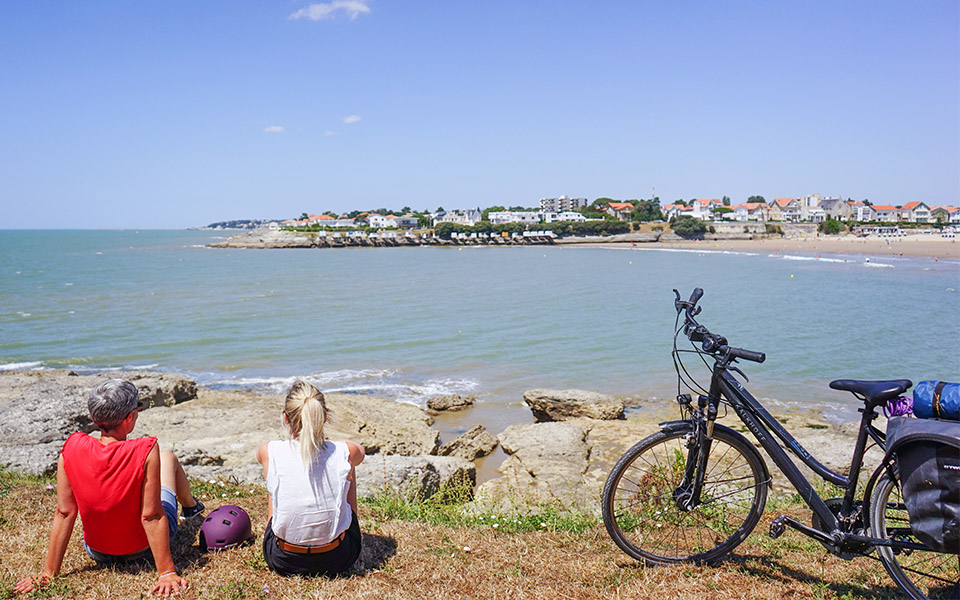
[15, 379, 204, 597]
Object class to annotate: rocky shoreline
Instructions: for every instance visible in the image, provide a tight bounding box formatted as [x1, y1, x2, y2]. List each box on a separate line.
[0, 370, 882, 511]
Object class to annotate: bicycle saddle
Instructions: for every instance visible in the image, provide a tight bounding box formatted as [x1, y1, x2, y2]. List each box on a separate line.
[829, 379, 912, 405]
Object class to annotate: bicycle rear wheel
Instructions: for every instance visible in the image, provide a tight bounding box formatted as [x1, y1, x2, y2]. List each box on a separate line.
[602, 423, 768, 564]
[870, 473, 959, 600]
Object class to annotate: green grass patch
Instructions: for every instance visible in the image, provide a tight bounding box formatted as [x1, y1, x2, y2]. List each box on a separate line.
[361, 482, 599, 534]
[188, 476, 263, 503]
[0, 465, 54, 498]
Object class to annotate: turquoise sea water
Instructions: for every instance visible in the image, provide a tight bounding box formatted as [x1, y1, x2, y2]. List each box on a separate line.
[1, 230, 958, 427]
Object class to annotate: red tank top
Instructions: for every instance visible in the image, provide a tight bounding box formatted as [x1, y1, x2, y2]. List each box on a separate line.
[61, 432, 157, 555]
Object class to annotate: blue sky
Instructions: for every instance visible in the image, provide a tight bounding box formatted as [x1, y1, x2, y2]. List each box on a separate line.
[2, 1, 957, 229]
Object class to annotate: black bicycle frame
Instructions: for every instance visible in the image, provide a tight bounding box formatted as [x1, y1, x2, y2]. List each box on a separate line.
[710, 367, 868, 533]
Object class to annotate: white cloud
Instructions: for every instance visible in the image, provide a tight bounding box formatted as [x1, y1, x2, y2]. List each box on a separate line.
[324, 131, 338, 136]
[289, 1, 371, 21]
[263, 125, 285, 133]
[342, 115, 361, 124]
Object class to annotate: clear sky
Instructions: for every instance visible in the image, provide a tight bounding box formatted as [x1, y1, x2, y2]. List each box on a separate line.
[2, 1, 958, 229]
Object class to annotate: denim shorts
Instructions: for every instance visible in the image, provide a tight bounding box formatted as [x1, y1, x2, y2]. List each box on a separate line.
[84, 486, 178, 564]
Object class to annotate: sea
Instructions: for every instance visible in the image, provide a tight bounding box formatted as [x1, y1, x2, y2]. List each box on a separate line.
[2, 230, 958, 430]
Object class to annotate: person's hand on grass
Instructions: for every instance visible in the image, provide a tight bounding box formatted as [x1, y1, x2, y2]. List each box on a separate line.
[152, 572, 188, 597]
[14, 571, 51, 594]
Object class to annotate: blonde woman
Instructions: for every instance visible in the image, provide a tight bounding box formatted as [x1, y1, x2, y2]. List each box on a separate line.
[257, 380, 365, 576]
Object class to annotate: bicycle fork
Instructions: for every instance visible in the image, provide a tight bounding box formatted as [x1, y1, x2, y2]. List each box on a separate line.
[674, 394, 717, 512]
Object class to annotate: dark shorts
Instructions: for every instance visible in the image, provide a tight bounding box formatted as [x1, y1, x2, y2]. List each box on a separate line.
[262, 512, 362, 577]
[83, 486, 179, 564]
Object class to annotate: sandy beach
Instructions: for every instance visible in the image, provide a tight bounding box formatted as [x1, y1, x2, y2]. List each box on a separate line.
[604, 234, 960, 260]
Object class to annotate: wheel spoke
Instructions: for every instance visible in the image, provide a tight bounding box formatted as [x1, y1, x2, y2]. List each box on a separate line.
[603, 428, 767, 565]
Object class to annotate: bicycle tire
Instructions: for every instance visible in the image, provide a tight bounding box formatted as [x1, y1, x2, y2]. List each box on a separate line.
[869, 472, 960, 600]
[602, 423, 768, 565]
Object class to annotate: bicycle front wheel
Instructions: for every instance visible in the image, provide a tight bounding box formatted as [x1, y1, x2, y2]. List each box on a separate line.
[602, 424, 768, 565]
[870, 472, 959, 599]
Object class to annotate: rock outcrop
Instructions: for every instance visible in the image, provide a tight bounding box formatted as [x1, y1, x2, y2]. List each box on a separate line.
[476, 421, 591, 510]
[438, 425, 498, 460]
[329, 396, 440, 456]
[0, 370, 198, 475]
[426, 394, 476, 413]
[208, 229, 316, 249]
[356, 455, 475, 499]
[522, 389, 624, 422]
[2, 369, 874, 511]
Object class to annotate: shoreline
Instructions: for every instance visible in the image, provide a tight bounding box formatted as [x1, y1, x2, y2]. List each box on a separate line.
[2, 368, 870, 489]
[575, 235, 960, 260]
[211, 228, 960, 259]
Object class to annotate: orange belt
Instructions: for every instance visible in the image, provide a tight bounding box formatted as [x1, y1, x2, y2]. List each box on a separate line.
[275, 530, 346, 555]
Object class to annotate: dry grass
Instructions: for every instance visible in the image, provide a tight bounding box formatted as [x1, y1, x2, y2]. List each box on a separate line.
[0, 472, 910, 600]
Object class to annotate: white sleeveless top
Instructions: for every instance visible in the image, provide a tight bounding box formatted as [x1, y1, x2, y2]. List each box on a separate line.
[266, 439, 353, 545]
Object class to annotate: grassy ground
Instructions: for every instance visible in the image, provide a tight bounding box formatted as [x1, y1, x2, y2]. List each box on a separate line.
[0, 471, 913, 600]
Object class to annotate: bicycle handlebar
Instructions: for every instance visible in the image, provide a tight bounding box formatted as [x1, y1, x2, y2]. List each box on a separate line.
[672, 288, 766, 363]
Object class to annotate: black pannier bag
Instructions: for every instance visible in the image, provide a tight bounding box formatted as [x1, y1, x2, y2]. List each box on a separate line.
[885, 416, 960, 554]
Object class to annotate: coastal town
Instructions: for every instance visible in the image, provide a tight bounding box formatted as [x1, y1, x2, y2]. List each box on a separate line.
[207, 194, 960, 234]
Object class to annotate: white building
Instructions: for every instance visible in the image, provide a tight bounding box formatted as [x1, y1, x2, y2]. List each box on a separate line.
[488, 211, 541, 225]
[900, 202, 931, 223]
[433, 208, 482, 227]
[540, 196, 588, 212]
[368, 214, 394, 228]
[540, 211, 587, 223]
[730, 202, 768, 222]
[871, 205, 900, 222]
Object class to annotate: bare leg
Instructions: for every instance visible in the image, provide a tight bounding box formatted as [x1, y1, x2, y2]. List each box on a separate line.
[159, 450, 197, 509]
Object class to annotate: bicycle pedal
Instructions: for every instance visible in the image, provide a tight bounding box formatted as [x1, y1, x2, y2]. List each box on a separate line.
[769, 515, 788, 539]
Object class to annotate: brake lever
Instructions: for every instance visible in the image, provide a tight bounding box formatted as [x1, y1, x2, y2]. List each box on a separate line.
[728, 364, 749, 382]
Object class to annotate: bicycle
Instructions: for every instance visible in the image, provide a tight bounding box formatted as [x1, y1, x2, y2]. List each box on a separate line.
[601, 288, 960, 600]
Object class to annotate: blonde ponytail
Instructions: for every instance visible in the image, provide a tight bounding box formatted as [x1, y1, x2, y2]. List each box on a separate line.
[283, 380, 328, 468]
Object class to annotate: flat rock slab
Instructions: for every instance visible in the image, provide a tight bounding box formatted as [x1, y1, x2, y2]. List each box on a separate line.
[523, 388, 624, 422]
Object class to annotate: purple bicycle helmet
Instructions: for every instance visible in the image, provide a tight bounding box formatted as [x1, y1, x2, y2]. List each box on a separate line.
[199, 505, 252, 551]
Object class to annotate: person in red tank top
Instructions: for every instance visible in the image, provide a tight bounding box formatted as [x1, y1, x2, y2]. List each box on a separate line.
[15, 379, 205, 597]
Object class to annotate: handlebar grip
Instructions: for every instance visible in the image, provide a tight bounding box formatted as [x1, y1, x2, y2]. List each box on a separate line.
[689, 288, 703, 306]
[728, 347, 765, 363]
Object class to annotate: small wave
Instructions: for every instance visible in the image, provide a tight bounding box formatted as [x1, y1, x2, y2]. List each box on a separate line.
[637, 247, 758, 257]
[864, 262, 894, 268]
[0, 361, 44, 371]
[780, 255, 816, 261]
[66, 363, 162, 373]
[327, 377, 480, 408]
[206, 368, 401, 392]
[208, 371, 480, 408]
[778, 254, 851, 264]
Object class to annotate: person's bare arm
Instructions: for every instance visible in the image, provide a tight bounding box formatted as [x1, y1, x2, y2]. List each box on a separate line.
[343, 440, 365, 516]
[141, 443, 187, 597]
[14, 455, 77, 594]
[256, 441, 273, 521]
